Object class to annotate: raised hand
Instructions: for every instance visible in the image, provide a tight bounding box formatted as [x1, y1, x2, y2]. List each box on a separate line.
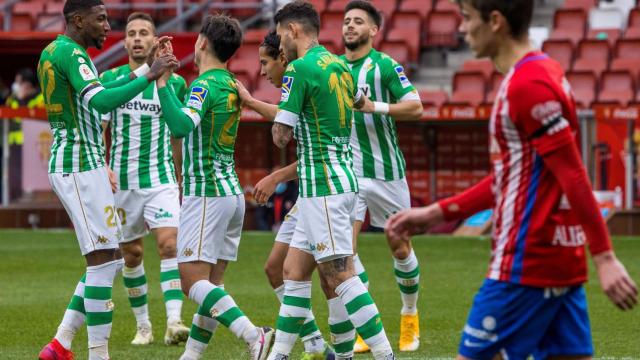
[147, 36, 174, 66]
[148, 54, 180, 82]
[385, 204, 444, 242]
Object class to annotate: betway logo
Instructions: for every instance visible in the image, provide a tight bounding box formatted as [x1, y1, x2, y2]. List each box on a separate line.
[120, 100, 162, 116]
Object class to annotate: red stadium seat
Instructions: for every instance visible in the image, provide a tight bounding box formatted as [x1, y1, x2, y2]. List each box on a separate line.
[243, 29, 269, 45]
[328, 0, 350, 12]
[628, 8, 640, 29]
[370, 0, 397, 22]
[566, 71, 597, 108]
[308, 0, 327, 14]
[624, 27, 640, 39]
[486, 72, 505, 103]
[572, 40, 610, 78]
[13, 2, 44, 22]
[542, 40, 574, 71]
[234, 72, 254, 93]
[380, 41, 411, 69]
[450, 71, 486, 106]
[253, 77, 281, 104]
[424, 10, 460, 48]
[103, 0, 126, 21]
[549, 9, 587, 45]
[399, 0, 433, 20]
[610, 58, 640, 79]
[418, 89, 448, 107]
[435, 0, 460, 13]
[229, 59, 259, 88]
[614, 39, 640, 59]
[321, 11, 344, 30]
[45, 2, 65, 15]
[234, 43, 261, 63]
[37, 14, 64, 32]
[460, 58, 494, 81]
[10, 14, 33, 31]
[319, 27, 343, 55]
[562, 0, 597, 13]
[587, 28, 621, 46]
[386, 28, 420, 63]
[597, 70, 635, 105]
[390, 11, 422, 30]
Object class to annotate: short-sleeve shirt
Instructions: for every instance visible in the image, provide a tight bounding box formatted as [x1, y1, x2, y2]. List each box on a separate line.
[275, 45, 358, 198]
[37, 35, 107, 173]
[488, 51, 586, 287]
[341, 49, 420, 181]
[179, 68, 242, 197]
[101, 65, 187, 190]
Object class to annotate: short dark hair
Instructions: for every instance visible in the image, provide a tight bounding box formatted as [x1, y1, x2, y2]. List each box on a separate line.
[345, 0, 382, 28]
[458, 0, 533, 38]
[260, 30, 281, 60]
[274, 0, 320, 35]
[17, 68, 38, 87]
[200, 14, 243, 63]
[126, 12, 156, 34]
[63, 0, 104, 23]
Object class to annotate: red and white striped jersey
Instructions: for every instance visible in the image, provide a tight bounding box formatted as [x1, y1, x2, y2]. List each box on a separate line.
[488, 51, 588, 287]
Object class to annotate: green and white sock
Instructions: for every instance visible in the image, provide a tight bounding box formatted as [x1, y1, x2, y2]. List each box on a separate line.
[55, 273, 86, 350]
[328, 297, 355, 359]
[184, 284, 223, 359]
[85, 260, 118, 360]
[394, 250, 420, 315]
[300, 310, 325, 353]
[160, 258, 183, 323]
[336, 276, 392, 360]
[353, 254, 369, 288]
[122, 263, 150, 327]
[269, 280, 312, 358]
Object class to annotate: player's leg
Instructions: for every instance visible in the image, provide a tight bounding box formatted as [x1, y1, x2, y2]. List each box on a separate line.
[264, 241, 289, 299]
[42, 274, 86, 359]
[351, 218, 370, 354]
[179, 195, 273, 360]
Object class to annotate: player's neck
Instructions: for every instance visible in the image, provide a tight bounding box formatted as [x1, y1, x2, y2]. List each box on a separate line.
[64, 30, 88, 49]
[492, 36, 534, 74]
[345, 43, 372, 62]
[129, 58, 146, 71]
[198, 55, 226, 75]
[297, 37, 319, 58]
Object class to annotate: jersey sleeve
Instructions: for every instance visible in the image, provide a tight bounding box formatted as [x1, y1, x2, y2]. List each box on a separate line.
[275, 62, 305, 128]
[182, 81, 211, 128]
[64, 45, 104, 104]
[508, 78, 575, 156]
[99, 71, 113, 123]
[381, 56, 419, 102]
[171, 74, 188, 103]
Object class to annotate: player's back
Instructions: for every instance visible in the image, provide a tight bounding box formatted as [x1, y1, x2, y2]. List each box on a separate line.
[489, 51, 585, 287]
[182, 68, 242, 197]
[38, 35, 106, 174]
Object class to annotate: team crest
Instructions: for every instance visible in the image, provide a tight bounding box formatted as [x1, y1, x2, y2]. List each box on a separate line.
[394, 65, 411, 88]
[187, 87, 208, 111]
[280, 76, 294, 102]
[79, 64, 96, 81]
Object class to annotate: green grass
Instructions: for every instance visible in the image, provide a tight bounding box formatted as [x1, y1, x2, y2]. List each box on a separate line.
[0, 230, 638, 359]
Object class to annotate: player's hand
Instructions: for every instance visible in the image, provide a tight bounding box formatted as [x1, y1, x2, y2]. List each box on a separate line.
[356, 96, 375, 113]
[385, 203, 444, 242]
[148, 54, 180, 82]
[106, 167, 118, 193]
[253, 174, 277, 205]
[235, 80, 253, 107]
[593, 251, 638, 310]
[148, 36, 173, 66]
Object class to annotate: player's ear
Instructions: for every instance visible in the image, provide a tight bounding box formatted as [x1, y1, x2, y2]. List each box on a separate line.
[370, 24, 379, 38]
[488, 10, 504, 34]
[288, 22, 298, 39]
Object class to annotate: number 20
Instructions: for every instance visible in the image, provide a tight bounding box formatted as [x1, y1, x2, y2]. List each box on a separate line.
[104, 206, 127, 227]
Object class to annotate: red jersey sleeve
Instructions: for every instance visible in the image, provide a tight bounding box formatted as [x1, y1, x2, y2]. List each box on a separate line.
[438, 175, 495, 222]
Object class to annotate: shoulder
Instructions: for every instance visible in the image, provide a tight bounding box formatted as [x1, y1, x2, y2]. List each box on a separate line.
[100, 65, 125, 81]
[507, 59, 560, 100]
[170, 73, 187, 87]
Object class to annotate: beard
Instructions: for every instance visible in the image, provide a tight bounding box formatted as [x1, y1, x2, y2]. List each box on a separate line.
[344, 33, 369, 51]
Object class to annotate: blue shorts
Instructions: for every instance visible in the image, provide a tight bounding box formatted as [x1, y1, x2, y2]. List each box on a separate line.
[459, 279, 593, 360]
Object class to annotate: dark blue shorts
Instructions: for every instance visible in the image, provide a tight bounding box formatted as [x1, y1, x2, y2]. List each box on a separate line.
[459, 279, 593, 360]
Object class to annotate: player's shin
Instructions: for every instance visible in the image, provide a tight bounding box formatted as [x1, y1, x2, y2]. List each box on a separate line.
[269, 280, 313, 358]
[394, 249, 420, 315]
[55, 274, 87, 350]
[336, 277, 393, 360]
[328, 297, 356, 359]
[85, 260, 119, 360]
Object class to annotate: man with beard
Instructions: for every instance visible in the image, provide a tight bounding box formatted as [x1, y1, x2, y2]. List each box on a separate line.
[339, 1, 424, 353]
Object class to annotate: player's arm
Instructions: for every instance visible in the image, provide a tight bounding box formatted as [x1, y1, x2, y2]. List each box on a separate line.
[236, 79, 278, 120]
[169, 75, 187, 187]
[253, 161, 298, 204]
[157, 73, 205, 138]
[511, 79, 637, 310]
[272, 67, 304, 148]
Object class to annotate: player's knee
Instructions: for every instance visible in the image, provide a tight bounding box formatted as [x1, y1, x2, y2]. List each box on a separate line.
[158, 241, 177, 259]
[264, 261, 283, 286]
[122, 244, 143, 266]
[392, 244, 411, 260]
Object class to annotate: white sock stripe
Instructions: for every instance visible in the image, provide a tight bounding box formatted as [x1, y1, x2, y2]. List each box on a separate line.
[209, 294, 237, 315]
[283, 280, 312, 298]
[303, 310, 316, 324]
[189, 280, 215, 304]
[84, 299, 112, 313]
[368, 331, 392, 354]
[331, 329, 356, 343]
[349, 304, 379, 328]
[228, 315, 252, 339]
[394, 250, 418, 270]
[123, 263, 145, 277]
[87, 323, 112, 347]
[278, 304, 311, 318]
[73, 281, 85, 297]
[160, 258, 178, 271]
[336, 276, 365, 304]
[328, 298, 350, 325]
[126, 284, 148, 293]
[193, 313, 219, 331]
[161, 279, 182, 292]
[85, 261, 119, 287]
[274, 285, 285, 303]
[395, 276, 420, 284]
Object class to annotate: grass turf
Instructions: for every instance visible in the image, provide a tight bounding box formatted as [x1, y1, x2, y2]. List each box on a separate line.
[0, 230, 638, 359]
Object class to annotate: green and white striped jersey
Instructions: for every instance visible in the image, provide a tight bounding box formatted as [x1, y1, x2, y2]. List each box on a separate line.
[100, 65, 187, 190]
[37, 35, 107, 173]
[180, 68, 242, 197]
[340, 49, 420, 181]
[275, 46, 358, 198]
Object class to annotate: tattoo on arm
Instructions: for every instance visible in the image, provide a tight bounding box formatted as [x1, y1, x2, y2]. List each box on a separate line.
[272, 123, 293, 149]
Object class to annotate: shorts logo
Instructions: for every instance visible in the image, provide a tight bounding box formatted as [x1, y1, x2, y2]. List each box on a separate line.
[155, 208, 174, 220]
[315, 242, 328, 252]
[182, 248, 194, 257]
[395, 65, 411, 88]
[79, 64, 96, 81]
[187, 87, 208, 111]
[97, 235, 109, 244]
[482, 316, 496, 331]
[280, 76, 294, 102]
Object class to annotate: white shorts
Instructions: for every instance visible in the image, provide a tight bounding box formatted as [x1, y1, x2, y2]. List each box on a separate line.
[49, 167, 122, 256]
[274, 202, 299, 244]
[355, 177, 411, 227]
[290, 192, 356, 263]
[114, 184, 180, 242]
[177, 195, 245, 264]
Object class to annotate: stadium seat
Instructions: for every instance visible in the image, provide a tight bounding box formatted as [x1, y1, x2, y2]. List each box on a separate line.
[549, 9, 587, 45]
[321, 11, 344, 30]
[587, 28, 621, 46]
[460, 58, 494, 81]
[614, 38, 640, 59]
[435, 0, 461, 15]
[243, 29, 269, 45]
[225, 0, 259, 20]
[572, 40, 610, 78]
[610, 57, 640, 80]
[308, 0, 327, 14]
[417, 88, 448, 107]
[229, 59, 259, 89]
[542, 40, 574, 71]
[386, 13, 421, 62]
[597, 70, 635, 105]
[628, 7, 640, 28]
[566, 71, 597, 108]
[486, 72, 505, 103]
[450, 71, 486, 106]
[37, 14, 64, 32]
[234, 72, 254, 93]
[399, 0, 432, 20]
[328, 0, 350, 12]
[380, 41, 411, 69]
[624, 26, 640, 39]
[10, 14, 33, 32]
[319, 27, 343, 55]
[45, 2, 65, 15]
[253, 77, 281, 104]
[562, 0, 597, 13]
[103, 0, 126, 21]
[424, 10, 460, 48]
[13, 2, 44, 22]
[370, 0, 397, 22]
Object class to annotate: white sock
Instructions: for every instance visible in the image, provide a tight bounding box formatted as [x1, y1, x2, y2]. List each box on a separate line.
[85, 260, 119, 360]
[55, 274, 86, 349]
[122, 263, 151, 327]
[353, 254, 369, 288]
[274, 284, 285, 303]
[328, 297, 355, 359]
[394, 250, 420, 315]
[160, 258, 183, 324]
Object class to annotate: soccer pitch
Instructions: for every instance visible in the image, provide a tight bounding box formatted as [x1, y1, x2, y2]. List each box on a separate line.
[1, 230, 638, 359]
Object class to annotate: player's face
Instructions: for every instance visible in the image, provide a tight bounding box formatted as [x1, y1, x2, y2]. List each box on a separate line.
[459, 2, 495, 58]
[276, 22, 298, 62]
[343, 9, 375, 51]
[125, 19, 156, 63]
[259, 46, 287, 88]
[83, 5, 111, 49]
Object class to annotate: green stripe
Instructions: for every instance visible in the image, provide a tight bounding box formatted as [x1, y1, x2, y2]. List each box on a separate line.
[345, 293, 374, 315]
[333, 339, 356, 354]
[67, 295, 85, 313]
[216, 307, 244, 328]
[163, 289, 183, 301]
[399, 283, 419, 294]
[160, 269, 180, 282]
[80, 274, 86, 283]
[198, 288, 227, 316]
[123, 274, 147, 288]
[62, 122, 75, 173]
[138, 115, 153, 188]
[189, 324, 213, 344]
[277, 316, 306, 334]
[394, 267, 420, 279]
[119, 114, 131, 189]
[283, 295, 311, 309]
[86, 311, 113, 326]
[129, 294, 147, 308]
[84, 286, 112, 300]
[193, 126, 202, 196]
[388, 117, 406, 178]
[358, 271, 369, 284]
[299, 318, 319, 338]
[356, 313, 383, 340]
[157, 118, 169, 184]
[373, 112, 393, 180]
[329, 320, 354, 334]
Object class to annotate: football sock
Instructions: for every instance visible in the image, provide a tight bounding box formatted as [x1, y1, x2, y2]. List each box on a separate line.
[122, 262, 150, 327]
[184, 284, 223, 358]
[394, 249, 420, 315]
[273, 284, 285, 302]
[328, 297, 355, 359]
[269, 280, 312, 358]
[55, 273, 86, 350]
[353, 254, 369, 288]
[85, 260, 118, 360]
[160, 258, 183, 323]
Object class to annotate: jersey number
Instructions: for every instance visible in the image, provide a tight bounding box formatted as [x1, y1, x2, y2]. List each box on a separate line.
[104, 206, 127, 227]
[328, 72, 354, 128]
[38, 60, 62, 114]
[218, 93, 239, 147]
